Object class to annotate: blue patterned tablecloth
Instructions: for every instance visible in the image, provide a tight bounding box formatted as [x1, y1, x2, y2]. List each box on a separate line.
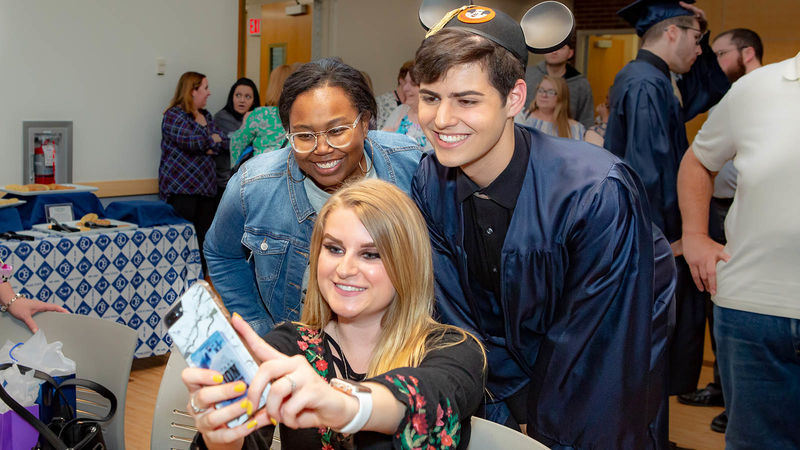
[0, 224, 203, 358]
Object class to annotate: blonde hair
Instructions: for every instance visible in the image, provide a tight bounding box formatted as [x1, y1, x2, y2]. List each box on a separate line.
[300, 179, 484, 377]
[530, 75, 573, 138]
[167, 71, 206, 113]
[263, 65, 294, 107]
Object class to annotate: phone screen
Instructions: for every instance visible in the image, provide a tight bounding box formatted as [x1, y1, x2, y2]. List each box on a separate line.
[165, 281, 269, 427]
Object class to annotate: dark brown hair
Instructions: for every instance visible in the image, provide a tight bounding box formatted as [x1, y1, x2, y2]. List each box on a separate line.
[714, 28, 763, 64]
[413, 28, 524, 105]
[397, 60, 415, 84]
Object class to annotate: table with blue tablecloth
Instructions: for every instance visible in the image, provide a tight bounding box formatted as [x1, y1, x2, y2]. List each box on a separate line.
[5, 191, 106, 229]
[0, 224, 203, 358]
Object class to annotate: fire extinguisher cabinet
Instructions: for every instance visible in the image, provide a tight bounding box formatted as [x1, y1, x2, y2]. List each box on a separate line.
[22, 121, 73, 184]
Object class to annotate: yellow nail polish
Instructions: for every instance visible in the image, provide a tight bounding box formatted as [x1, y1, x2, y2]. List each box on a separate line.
[270, 418, 277, 426]
[247, 419, 258, 429]
[212, 374, 223, 384]
[240, 399, 253, 416]
[234, 382, 246, 393]
[233, 312, 242, 321]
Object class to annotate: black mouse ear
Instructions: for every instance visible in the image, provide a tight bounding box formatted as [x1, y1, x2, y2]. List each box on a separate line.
[419, 0, 471, 31]
[521, 1, 575, 54]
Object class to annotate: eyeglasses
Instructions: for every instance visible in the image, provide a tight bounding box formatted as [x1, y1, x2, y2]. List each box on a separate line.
[714, 47, 743, 58]
[537, 88, 557, 97]
[234, 92, 253, 101]
[676, 25, 703, 45]
[287, 113, 363, 153]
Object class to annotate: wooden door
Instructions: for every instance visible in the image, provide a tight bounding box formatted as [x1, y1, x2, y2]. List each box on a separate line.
[259, 1, 312, 99]
[585, 33, 639, 111]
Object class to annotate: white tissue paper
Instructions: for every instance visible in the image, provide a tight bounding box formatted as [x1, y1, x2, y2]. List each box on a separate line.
[0, 330, 76, 376]
[0, 364, 43, 413]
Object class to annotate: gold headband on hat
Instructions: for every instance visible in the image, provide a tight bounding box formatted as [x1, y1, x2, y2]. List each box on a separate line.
[425, 6, 469, 38]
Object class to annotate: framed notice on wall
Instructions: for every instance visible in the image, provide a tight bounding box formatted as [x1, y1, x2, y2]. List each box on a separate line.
[44, 203, 75, 223]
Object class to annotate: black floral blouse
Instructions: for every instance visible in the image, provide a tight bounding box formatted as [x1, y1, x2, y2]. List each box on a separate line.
[192, 322, 485, 450]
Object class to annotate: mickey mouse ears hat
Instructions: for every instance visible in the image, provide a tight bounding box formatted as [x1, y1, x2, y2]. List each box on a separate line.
[419, 0, 575, 67]
[617, 0, 696, 37]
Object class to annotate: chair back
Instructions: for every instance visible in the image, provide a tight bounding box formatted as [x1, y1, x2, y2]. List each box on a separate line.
[151, 350, 283, 449]
[0, 311, 137, 450]
[467, 416, 550, 449]
[150, 350, 194, 449]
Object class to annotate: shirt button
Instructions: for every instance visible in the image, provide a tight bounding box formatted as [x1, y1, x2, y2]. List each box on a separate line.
[260, 240, 269, 251]
[492, 267, 498, 273]
[486, 227, 494, 235]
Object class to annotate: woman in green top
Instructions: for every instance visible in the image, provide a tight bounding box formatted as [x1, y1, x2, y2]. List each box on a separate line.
[229, 65, 295, 166]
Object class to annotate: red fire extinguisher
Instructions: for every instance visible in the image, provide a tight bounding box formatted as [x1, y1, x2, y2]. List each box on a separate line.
[34, 136, 56, 184]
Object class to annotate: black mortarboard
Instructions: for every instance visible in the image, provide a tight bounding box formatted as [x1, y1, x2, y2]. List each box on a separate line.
[618, 0, 696, 37]
[419, 1, 575, 67]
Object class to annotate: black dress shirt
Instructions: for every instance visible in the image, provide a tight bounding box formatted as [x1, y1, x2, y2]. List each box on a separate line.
[456, 125, 531, 336]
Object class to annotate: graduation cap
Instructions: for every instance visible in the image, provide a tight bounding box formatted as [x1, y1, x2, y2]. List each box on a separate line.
[419, 0, 575, 67]
[617, 0, 696, 37]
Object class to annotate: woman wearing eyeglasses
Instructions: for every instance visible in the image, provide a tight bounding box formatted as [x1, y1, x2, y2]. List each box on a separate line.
[204, 58, 423, 337]
[516, 75, 586, 140]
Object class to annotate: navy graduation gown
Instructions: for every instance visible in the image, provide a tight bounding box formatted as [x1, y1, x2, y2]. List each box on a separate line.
[603, 38, 729, 242]
[412, 126, 676, 449]
[603, 38, 730, 395]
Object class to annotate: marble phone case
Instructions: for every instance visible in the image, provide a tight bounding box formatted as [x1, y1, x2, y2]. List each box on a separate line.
[166, 281, 269, 427]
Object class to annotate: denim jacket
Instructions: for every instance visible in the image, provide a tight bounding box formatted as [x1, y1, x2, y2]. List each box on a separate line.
[205, 131, 422, 336]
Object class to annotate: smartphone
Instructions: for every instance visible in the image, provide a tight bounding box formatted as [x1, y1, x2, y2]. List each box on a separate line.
[165, 280, 269, 427]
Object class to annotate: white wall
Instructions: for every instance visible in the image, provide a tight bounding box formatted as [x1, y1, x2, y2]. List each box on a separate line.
[0, 0, 238, 184]
[322, 0, 572, 96]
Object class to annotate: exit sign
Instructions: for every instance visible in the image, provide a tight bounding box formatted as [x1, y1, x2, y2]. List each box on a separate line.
[249, 18, 261, 36]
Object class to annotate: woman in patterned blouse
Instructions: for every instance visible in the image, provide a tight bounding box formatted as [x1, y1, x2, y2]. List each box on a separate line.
[159, 71, 229, 271]
[184, 179, 486, 450]
[228, 65, 294, 167]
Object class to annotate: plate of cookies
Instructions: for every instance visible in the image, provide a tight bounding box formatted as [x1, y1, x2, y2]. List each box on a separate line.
[0, 197, 26, 209]
[32, 213, 137, 235]
[1, 183, 98, 196]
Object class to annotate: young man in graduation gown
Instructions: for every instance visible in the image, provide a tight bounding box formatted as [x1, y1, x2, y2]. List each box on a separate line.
[604, 0, 730, 397]
[410, 5, 676, 449]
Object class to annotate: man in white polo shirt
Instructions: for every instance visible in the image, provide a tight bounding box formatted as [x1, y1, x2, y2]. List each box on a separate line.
[676, 51, 800, 449]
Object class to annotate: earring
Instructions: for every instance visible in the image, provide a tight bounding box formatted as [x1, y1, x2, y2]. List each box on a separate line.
[286, 151, 307, 183]
[358, 139, 375, 174]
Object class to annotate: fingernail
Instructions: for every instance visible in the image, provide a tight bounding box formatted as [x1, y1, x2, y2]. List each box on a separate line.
[247, 419, 258, 429]
[240, 399, 253, 416]
[234, 382, 247, 393]
[212, 374, 224, 384]
[233, 312, 242, 321]
[270, 418, 277, 426]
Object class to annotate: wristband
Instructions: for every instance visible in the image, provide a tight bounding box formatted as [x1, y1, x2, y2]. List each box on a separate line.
[0, 293, 23, 313]
[330, 378, 373, 434]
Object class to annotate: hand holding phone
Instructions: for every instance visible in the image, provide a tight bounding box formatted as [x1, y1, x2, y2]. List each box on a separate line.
[165, 281, 270, 427]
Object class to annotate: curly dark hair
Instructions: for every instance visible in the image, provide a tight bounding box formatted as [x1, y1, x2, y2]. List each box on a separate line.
[278, 58, 377, 129]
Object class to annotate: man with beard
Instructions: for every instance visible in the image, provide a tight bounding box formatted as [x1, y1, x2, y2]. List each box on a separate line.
[677, 28, 762, 434]
[604, 0, 730, 404]
[712, 29, 763, 83]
